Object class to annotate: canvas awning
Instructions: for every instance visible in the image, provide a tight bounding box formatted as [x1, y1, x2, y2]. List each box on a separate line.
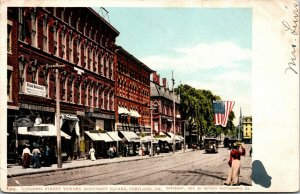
[98, 133, 114, 142]
[18, 124, 71, 139]
[155, 136, 173, 143]
[167, 132, 184, 142]
[119, 131, 140, 142]
[118, 106, 131, 115]
[130, 110, 141, 118]
[84, 131, 103, 141]
[84, 131, 114, 142]
[140, 135, 158, 143]
[107, 131, 122, 141]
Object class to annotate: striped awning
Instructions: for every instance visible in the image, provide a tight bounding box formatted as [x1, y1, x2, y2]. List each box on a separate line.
[119, 131, 140, 142]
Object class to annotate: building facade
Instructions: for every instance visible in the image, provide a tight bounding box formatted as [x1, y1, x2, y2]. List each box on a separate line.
[242, 116, 252, 143]
[114, 46, 153, 135]
[7, 7, 120, 160]
[150, 72, 181, 136]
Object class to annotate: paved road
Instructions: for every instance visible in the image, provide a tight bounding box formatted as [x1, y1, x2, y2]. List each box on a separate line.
[7, 145, 252, 186]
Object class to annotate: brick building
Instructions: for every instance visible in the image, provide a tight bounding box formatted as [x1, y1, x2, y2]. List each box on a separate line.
[7, 7, 120, 160]
[114, 46, 153, 136]
[150, 72, 182, 136]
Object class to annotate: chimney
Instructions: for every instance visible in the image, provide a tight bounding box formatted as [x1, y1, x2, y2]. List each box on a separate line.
[152, 71, 160, 85]
[162, 78, 167, 88]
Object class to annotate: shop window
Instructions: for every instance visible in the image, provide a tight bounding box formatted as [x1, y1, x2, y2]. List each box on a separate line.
[18, 8, 26, 42]
[7, 22, 12, 54]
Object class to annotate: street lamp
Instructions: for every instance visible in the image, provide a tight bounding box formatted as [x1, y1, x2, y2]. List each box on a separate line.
[46, 63, 65, 168]
[172, 71, 175, 154]
[150, 105, 157, 157]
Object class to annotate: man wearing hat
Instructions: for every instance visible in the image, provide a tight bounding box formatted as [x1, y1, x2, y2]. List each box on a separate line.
[224, 142, 246, 186]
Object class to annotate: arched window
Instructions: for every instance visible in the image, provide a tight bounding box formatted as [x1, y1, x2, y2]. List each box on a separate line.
[31, 10, 37, 47]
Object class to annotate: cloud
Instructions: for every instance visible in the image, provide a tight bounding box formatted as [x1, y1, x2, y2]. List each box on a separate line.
[141, 41, 252, 125]
[141, 41, 251, 72]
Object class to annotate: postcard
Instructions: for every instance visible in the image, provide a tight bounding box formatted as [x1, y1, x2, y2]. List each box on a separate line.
[0, 0, 299, 192]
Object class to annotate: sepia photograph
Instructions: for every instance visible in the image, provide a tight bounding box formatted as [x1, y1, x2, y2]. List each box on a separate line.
[0, 0, 299, 192]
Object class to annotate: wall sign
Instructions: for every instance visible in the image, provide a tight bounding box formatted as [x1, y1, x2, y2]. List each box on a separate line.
[24, 82, 46, 97]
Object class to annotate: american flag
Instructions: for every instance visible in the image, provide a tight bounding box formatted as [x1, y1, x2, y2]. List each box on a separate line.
[213, 100, 235, 127]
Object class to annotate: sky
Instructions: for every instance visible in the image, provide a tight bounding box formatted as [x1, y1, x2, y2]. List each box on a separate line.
[97, 7, 252, 125]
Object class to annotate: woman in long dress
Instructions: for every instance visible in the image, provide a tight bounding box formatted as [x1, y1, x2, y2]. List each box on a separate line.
[22, 144, 32, 168]
[224, 144, 245, 185]
[89, 146, 96, 161]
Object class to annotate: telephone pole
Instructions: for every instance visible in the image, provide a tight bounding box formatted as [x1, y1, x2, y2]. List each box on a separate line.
[47, 63, 65, 168]
[172, 71, 176, 154]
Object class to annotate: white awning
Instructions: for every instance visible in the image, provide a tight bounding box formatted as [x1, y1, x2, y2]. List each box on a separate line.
[85, 131, 114, 142]
[18, 124, 71, 139]
[84, 131, 103, 141]
[118, 106, 131, 115]
[167, 132, 183, 142]
[119, 131, 140, 142]
[98, 133, 114, 142]
[140, 136, 158, 143]
[155, 136, 173, 143]
[130, 110, 141, 118]
[107, 131, 122, 141]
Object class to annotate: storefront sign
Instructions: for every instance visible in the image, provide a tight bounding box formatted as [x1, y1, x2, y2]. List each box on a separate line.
[24, 82, 46, 97]
[13, 117, 34, 127]
[85, 112, 115, 120]
[19, 103, 55, 112]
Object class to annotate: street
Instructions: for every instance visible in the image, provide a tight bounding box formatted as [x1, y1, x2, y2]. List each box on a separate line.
[7, 145, 252, 186]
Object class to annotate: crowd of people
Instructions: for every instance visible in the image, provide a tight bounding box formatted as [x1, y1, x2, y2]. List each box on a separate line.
[21, 143, 53, 169]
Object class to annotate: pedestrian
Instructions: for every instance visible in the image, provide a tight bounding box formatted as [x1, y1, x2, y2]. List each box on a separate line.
[89, 146, 96, 161]
[32, 145, 41, 168]
[224, 143, 245, 186]
[250, 146, 252, 157]
[22, 144, 32, 168]
[113, 145, 117, 157]
[108, 145, 114, 158]
[123, 145, 127, 157]
[42, 144, 52, 166]
[156, 146, 160, 155]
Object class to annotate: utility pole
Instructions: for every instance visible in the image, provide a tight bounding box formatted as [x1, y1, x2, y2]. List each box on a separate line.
[47, 63, 65, 168]
[172, 71, 175, 154]
[150, 106, 156, 157]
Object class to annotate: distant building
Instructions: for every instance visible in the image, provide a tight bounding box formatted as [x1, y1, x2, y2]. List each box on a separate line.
[150, 72, 181, 136]
[114, 46, 153, 134]
[242, 116, 252, 143]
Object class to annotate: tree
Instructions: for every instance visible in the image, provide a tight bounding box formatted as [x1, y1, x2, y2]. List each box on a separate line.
[177, 84, 236, 147]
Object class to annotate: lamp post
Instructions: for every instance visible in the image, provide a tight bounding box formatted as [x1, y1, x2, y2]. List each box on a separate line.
[172, 71, 175, 154]
[47, 63, 65, 168]
[150, 105, 156, 157]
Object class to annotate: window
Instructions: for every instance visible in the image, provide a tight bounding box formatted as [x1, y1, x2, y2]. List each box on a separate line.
[7, 70, 13, 102]
[31, 12, 37, 47]
[7, 21, 13, 53]
[60, 28, 66, 59]
[53, 25, 58, 56]
[61, 10, 65, 22]
[76, 38, 81, 65]
[42, 17, 48, 52]
[84, 43, 88, 68]
[68, 32, 73, 63]
[18, 8, 26, 41]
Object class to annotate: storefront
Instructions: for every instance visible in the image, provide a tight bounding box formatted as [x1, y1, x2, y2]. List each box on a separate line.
[84, 130, 114, 158]
[118, 130, 140, 156]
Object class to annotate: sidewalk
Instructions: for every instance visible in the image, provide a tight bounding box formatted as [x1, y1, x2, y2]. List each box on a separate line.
[7, 149, 193, 177]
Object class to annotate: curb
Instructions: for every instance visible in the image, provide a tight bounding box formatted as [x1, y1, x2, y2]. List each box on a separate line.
[7, 150, 194, 178]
